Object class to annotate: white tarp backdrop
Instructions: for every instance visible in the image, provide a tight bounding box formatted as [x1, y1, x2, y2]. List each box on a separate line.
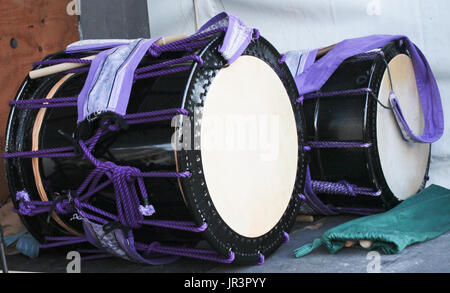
[147, 0, 450, 189]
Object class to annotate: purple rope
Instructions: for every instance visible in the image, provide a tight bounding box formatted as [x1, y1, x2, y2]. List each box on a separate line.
[344, 51, 379, 63]
[257, 253, 265, 265]
[149, 27, 227, 57]
[283, 231, 290, 243]
[9, 97, 78, 109]
[34, 58, 92, 66]
[311, 180, 381, 197]
[140, 220, 207, 232]
[135, 66, 191, 80]
[332, 206, 385, 215]
[65, 67, 90, 74]
[297, 87, 372, 102]
[135, 55, 203, 75]
[123, 108, 188, 119]
[2, 146, 75, 159]
[138, 242, 235, 264]
[81, 254, 113, 261]
[308, 141, 372, 148]
[40, 236, 87, 248]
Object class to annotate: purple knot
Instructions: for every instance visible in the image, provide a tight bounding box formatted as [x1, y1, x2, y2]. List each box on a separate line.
[252, 28, 260, 41]
[97, 161, 141, 181]
[283, 231, 290, 243]
[16, 190, 31, 202]
[257, 253, 265, 265]
[145, 241, 161, 256]
[55, 201, 73, 214]
[16, 190, 35, 216]
[298, 193, 306, 200]
[139, 204, 155, 216]
[147, 44, 160, 57]
[339, 180, 356, 196]
[278, 54, 286, 64]
[297, 96, 305, 104]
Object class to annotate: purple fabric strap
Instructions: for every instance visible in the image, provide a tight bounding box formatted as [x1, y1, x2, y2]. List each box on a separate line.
[295, 35, 444, 143]
[197, 12, 256, 64]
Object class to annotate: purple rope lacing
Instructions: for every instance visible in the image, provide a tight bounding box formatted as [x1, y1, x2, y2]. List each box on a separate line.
[301, 145, 383, 215]
[6, 108, 238, 263]
[9, 97, 77, 109]
[39, 236, 88, 248]
[136, 242, 235, 264]
[148, 27, 227, 57]
[257, 253, 265, 265]
[344, 51, 379, 63]
[2, 108, 187, 159]
[34, 58, 92, 66]
[297, 87, 372, 103]
[311, 180, 382, 197]
[308, 141, 372, 148]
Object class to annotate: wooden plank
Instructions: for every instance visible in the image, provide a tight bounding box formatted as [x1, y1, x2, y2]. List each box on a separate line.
[0, 0, 79, 204]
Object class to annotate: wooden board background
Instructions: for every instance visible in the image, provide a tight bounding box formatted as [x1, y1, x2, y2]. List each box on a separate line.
[0, 0, 79, 204]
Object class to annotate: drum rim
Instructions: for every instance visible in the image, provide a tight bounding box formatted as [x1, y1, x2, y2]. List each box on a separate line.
[367, 41, 431, 208]
[175, 36, 306, 264]
[4, 54, 79, 242]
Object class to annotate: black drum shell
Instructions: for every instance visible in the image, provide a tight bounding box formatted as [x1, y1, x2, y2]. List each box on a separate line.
[4, 36, 306, 264]
[303, 40, 430, 211]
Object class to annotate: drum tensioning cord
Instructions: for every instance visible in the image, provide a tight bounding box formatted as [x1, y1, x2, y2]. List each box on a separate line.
[0, 225, 8, 273]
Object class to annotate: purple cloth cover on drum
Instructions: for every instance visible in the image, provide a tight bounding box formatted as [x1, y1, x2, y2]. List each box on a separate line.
[82, 219, 179, 265]
[77, 38, 157, 122]
[73, 12, 254, 123]
[292, 35, 444, 144]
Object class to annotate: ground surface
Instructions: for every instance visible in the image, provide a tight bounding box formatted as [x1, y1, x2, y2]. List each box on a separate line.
[4, 216, 450, 273]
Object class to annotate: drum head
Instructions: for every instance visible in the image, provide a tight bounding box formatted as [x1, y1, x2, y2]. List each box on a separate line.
[200, 55, 298, 238]
[376, 54, 430, 200]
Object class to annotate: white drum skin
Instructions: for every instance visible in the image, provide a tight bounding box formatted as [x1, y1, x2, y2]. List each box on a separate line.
[377, 54, 430, 201]
[200, 56, 298, 238]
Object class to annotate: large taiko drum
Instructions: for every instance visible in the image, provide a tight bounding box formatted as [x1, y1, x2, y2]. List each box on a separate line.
[3, 13, 306, 265]
[285, 36, 443, 215]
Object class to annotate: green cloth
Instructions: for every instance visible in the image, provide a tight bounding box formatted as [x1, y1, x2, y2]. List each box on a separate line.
[294, 184, 450, 258]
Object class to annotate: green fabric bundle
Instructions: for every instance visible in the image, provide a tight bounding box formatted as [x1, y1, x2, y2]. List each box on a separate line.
[294, 184, 450, 257]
